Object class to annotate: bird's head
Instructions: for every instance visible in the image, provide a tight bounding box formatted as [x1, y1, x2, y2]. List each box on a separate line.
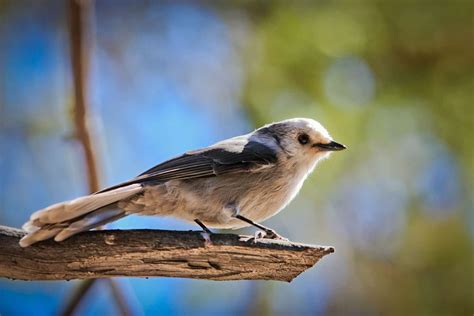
[256, 118, 346, 167]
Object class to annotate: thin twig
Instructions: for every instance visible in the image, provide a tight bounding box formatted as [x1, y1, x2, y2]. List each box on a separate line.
[60, 280, 132, 316]
[108, 280, 133, 316]
[69, 0, 99, 193]
[60, 279, 95, 316]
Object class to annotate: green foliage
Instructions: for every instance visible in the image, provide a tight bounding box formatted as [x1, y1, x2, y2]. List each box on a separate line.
[236, 1, 473, 314]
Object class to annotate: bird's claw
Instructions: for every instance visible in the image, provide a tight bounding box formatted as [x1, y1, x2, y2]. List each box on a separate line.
[254, 229, 289, 241]
[200, 231, 212, 245]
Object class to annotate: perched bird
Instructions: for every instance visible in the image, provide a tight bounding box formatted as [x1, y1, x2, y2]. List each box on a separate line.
[19, 118, 346, 247]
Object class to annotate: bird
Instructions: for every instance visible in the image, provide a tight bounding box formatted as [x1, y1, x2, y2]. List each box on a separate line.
[19, 118, 346, 247]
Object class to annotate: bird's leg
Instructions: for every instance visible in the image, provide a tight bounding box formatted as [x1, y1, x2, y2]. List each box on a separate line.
[194, 219, 213, 234]
[234, 215, 288, 241]
[194, 219, 214, 244]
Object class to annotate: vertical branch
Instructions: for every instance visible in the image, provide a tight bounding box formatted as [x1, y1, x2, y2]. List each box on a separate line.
[60, 279, 95, 316]
[62, 1, 131, 315]
[69, 0, 99, 193]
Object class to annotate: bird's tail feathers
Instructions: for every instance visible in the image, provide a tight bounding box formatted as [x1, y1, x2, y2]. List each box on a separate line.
[53, 207, 127, 242]
[19, 184, 142, 247]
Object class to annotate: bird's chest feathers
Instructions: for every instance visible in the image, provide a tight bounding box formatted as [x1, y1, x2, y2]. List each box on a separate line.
[237, 159, 315, 221]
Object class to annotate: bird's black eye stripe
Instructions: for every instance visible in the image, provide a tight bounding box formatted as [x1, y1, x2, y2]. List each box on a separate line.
[298, 133, 309, 145]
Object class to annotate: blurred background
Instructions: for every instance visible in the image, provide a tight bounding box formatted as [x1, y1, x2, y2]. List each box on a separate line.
[0, 0, 472, 315]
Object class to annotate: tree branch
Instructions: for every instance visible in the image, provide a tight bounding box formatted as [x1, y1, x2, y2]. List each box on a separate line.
[60, 279, 95, 315]
[69, 0, 99, 193]
[0, 226, 334, 282]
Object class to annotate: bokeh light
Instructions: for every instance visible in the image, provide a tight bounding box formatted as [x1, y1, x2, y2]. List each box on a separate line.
[0, 1, 472, 315]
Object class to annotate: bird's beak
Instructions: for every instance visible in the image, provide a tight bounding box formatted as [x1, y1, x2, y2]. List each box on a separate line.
[314, 141, 346, 151]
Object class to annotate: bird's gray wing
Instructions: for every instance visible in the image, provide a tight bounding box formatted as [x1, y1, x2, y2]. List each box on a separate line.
[97, 138, 277, 193]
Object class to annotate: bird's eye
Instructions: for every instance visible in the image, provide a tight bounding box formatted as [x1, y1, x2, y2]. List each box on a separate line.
[298, 133, 309, 145]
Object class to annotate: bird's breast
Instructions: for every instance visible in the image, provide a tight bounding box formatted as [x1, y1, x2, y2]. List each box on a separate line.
[236, 164, 309, 224]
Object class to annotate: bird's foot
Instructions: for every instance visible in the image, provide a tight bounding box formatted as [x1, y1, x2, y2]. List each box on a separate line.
[194, 219, 213, 245]
[254, 229, 289, 241]
[200, 231, 213, 245]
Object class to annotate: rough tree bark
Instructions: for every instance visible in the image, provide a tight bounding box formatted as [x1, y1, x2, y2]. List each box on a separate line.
[0, 226, 334, 282]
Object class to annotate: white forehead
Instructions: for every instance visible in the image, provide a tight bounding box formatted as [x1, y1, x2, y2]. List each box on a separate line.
[280, 118, 330, 138]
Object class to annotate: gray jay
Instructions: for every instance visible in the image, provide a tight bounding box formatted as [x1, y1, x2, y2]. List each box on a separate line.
[19, 118, 345, 247]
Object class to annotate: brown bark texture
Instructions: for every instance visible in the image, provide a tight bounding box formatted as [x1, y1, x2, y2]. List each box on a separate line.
[0, 226, 334, 282]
